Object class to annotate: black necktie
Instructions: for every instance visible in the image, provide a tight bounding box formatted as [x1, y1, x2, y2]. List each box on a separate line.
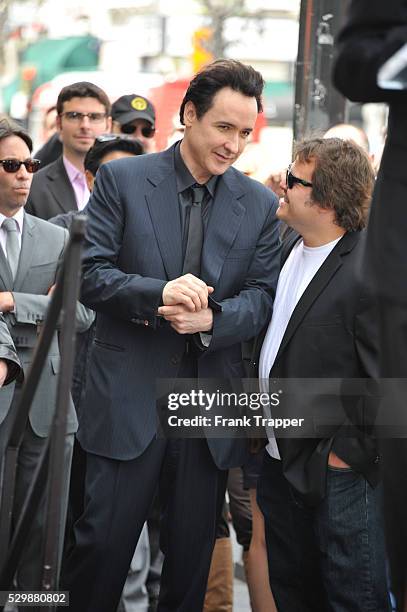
[183, 185, 206, 276]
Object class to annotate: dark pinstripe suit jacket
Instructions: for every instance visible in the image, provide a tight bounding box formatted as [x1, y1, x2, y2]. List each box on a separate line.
[79, 143, 281, 469]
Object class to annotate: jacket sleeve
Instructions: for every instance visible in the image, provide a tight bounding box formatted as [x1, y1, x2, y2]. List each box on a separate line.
[208, 194, 281, 351]
[11, 229, 94, 333]
[0, 314, 21, 385]
[80, 163, 166, 327]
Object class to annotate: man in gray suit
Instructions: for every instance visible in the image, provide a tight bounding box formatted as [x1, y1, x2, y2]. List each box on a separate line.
[0, 119, 94, 590]
[26, 81, 111, 220]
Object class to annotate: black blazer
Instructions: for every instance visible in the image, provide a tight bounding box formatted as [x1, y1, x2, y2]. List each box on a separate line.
[26, 155, 77, 220]
[255, 230, 380, 505]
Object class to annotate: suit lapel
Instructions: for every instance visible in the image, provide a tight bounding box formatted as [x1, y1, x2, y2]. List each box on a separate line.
[0, 243, 12, 289]
[145, 147, 183, 280]
[47, 158, 77, 214]
[201, 172, 245, 288]
[14, 213, 37, 289]
[145, 150, 245, 284]
[274, 232, 359, 363]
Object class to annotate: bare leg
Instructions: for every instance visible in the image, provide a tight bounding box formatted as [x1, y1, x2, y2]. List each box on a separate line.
[244, 489, 277, 612]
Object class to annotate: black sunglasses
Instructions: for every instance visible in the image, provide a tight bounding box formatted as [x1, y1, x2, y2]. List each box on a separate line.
[121, 123, 155, 138]
[0, 158, 41, 173]
[286, 165, 313, 190]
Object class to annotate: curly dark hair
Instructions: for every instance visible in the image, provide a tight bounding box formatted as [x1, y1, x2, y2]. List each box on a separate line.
[294, 137, 375, 231]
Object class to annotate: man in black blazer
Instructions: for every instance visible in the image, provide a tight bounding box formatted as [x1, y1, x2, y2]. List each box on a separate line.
[333, 3, 407, 607]
[256, 137, 390, 611]
[26, 81, 111, 220]
[63, 59, 281, 612]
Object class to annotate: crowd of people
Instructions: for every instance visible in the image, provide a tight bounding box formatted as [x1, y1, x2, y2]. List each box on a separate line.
[0, 2, 406, 611]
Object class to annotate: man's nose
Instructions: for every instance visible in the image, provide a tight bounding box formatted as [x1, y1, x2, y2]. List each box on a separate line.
[79, 115, 92, 127]
[225, 133, 239, 155]
[134, 126, 145, 139]
[15, 164, 30, 179]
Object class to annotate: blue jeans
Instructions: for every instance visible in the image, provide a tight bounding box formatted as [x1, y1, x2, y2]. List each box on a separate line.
[257, 453, 391, 612]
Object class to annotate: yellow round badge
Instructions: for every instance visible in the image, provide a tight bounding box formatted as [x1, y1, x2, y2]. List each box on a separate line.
[131, 97, 148, 111]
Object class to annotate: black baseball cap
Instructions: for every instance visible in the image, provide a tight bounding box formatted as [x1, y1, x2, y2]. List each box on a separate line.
[111, 94, 155, 128]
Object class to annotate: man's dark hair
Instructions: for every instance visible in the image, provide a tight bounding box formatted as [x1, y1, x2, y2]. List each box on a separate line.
[84, 135, 144, 176]
[294, 137, 375, 232]
[0, 119, 33, 152]
[56, 81, 111, 116]
[179, 59, 264, 125]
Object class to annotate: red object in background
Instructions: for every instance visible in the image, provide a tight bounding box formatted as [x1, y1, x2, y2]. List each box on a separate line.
[149, 78, 266, 152]
[22, 66, 37, 82]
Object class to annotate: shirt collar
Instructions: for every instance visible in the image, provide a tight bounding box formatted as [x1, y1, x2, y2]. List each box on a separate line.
[174, 141, 218, 197]
[0, 206, 24, 233]
[63, 155, 85, 183]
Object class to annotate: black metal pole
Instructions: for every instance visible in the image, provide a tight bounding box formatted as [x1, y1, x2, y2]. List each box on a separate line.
[39, 216, 87, 610]
[293, 0, 350, 143]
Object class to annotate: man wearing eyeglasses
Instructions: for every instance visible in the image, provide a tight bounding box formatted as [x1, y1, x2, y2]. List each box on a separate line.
[26, 81, 112, 220]
[0, 119, 94, 593]
[111, 94, 156, 153]
[255, 137, 390, 611]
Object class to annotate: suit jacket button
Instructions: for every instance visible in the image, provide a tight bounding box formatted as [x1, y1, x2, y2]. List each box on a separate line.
[171, 355, 179, 365]
[374, 455, 380, 464]
[144, 320, 149, 326]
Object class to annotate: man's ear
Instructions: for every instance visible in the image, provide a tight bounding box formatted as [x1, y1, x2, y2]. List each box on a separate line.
[85, 169, 95, 192]
[56, 114, 62, 133]
[183, 101, 197, 128]
[106, 116, 112, 132]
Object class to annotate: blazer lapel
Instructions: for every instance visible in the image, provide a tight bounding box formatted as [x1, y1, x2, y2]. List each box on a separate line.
[145, 147, 183, 280]
[274, 232, 359, 363]
[0, 244, 13, 289]
[201, 173, 245, 289]
[14, 213, 37, 289]
[47, 158, 77, 214]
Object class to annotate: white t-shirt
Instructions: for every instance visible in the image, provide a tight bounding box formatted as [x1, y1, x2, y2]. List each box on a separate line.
[259, 236, 341, 459]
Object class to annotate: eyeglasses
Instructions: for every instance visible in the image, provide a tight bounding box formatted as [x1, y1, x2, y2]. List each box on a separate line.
[60, 111, 107, 123]
[121, 123, 155, 138]
[286, 165, 313, 190]
[0, 159, 41, 173]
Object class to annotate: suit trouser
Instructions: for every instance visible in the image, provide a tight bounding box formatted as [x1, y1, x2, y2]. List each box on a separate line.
[0, 394, 74, 593]
[62, 437, 228, 612]
[64, 439, 151, 612]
